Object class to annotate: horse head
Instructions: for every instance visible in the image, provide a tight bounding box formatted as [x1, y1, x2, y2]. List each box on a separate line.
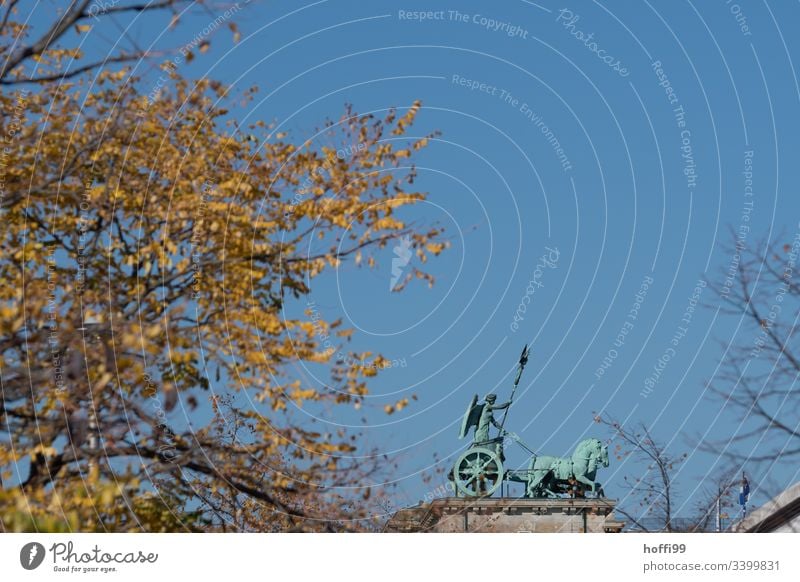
[597, 440, 609, 468]
[574, 438, 609, 469]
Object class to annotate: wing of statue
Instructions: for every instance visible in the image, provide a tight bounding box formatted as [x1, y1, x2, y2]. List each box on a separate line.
[458, 394, 483, 439]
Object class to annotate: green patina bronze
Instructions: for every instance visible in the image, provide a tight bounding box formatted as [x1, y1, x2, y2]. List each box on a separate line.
[450, 345, 610, 499]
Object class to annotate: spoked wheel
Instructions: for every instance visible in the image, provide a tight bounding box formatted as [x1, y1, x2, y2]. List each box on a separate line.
[453, 446, 504, 497]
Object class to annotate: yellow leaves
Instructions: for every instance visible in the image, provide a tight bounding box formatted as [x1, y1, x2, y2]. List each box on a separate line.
[295, 319, 318, 336]
[82, 310, 105, 324]
[29, 444, 57, 458]
[120, 332, 140, 347]
[198, 40, 210, 54]
[425, 241, 447, 255]
[306, 257, 328, 277]
[229, 22, 241, 43]
[0, 62, 448, 531]
[0, 304, 19, 320]
[371, 217, 404, 231]
[392, 100, 422, 135]
[75, 24, 92, 34]
[291, 388, 318, 402]
[99, 486, 117, 507]
[243, 350, 264, 365]
[369, 356, 393, 374]
[145, 324, 161, 338]
[170, 350, 197, 364]
[88, 184, 105, 199]
[384, 398, 409, 415]
[1, 474, 153, 532]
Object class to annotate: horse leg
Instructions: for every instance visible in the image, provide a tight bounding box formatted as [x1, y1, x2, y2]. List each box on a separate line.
[525, 471, 547, 498]
[575, 473, 597, 495]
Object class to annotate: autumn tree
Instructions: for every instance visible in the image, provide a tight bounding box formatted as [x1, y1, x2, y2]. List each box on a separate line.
[0, 5, 446, 531]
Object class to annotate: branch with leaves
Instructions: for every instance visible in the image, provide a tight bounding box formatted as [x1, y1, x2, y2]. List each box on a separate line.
[0, 37, 446, 530]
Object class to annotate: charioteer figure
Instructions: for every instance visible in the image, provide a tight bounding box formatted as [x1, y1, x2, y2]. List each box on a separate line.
[460, 394, 511, 454]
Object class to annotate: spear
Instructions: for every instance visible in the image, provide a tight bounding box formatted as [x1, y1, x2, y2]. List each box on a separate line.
[499, 344, 529, 432]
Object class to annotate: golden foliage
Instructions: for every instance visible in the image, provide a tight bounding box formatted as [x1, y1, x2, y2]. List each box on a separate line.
[0, 59, 445, 530]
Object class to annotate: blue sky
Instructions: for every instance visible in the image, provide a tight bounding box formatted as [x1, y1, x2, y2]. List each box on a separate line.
[23, 0, 800, 521]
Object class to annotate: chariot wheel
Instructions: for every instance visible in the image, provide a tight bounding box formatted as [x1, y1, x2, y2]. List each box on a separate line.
[453, 446, 504, 497]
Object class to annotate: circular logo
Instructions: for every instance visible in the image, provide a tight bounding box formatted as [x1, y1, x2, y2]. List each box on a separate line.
[19, 542, 46, 570]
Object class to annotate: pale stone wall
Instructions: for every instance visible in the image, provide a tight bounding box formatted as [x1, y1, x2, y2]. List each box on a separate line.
[385, 497, 625, 533]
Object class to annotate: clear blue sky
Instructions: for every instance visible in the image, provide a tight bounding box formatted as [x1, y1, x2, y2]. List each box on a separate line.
[25, 0, 800, 521]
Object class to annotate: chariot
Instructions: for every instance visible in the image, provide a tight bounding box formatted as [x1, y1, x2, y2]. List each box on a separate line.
[449, 347, 609, 498]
